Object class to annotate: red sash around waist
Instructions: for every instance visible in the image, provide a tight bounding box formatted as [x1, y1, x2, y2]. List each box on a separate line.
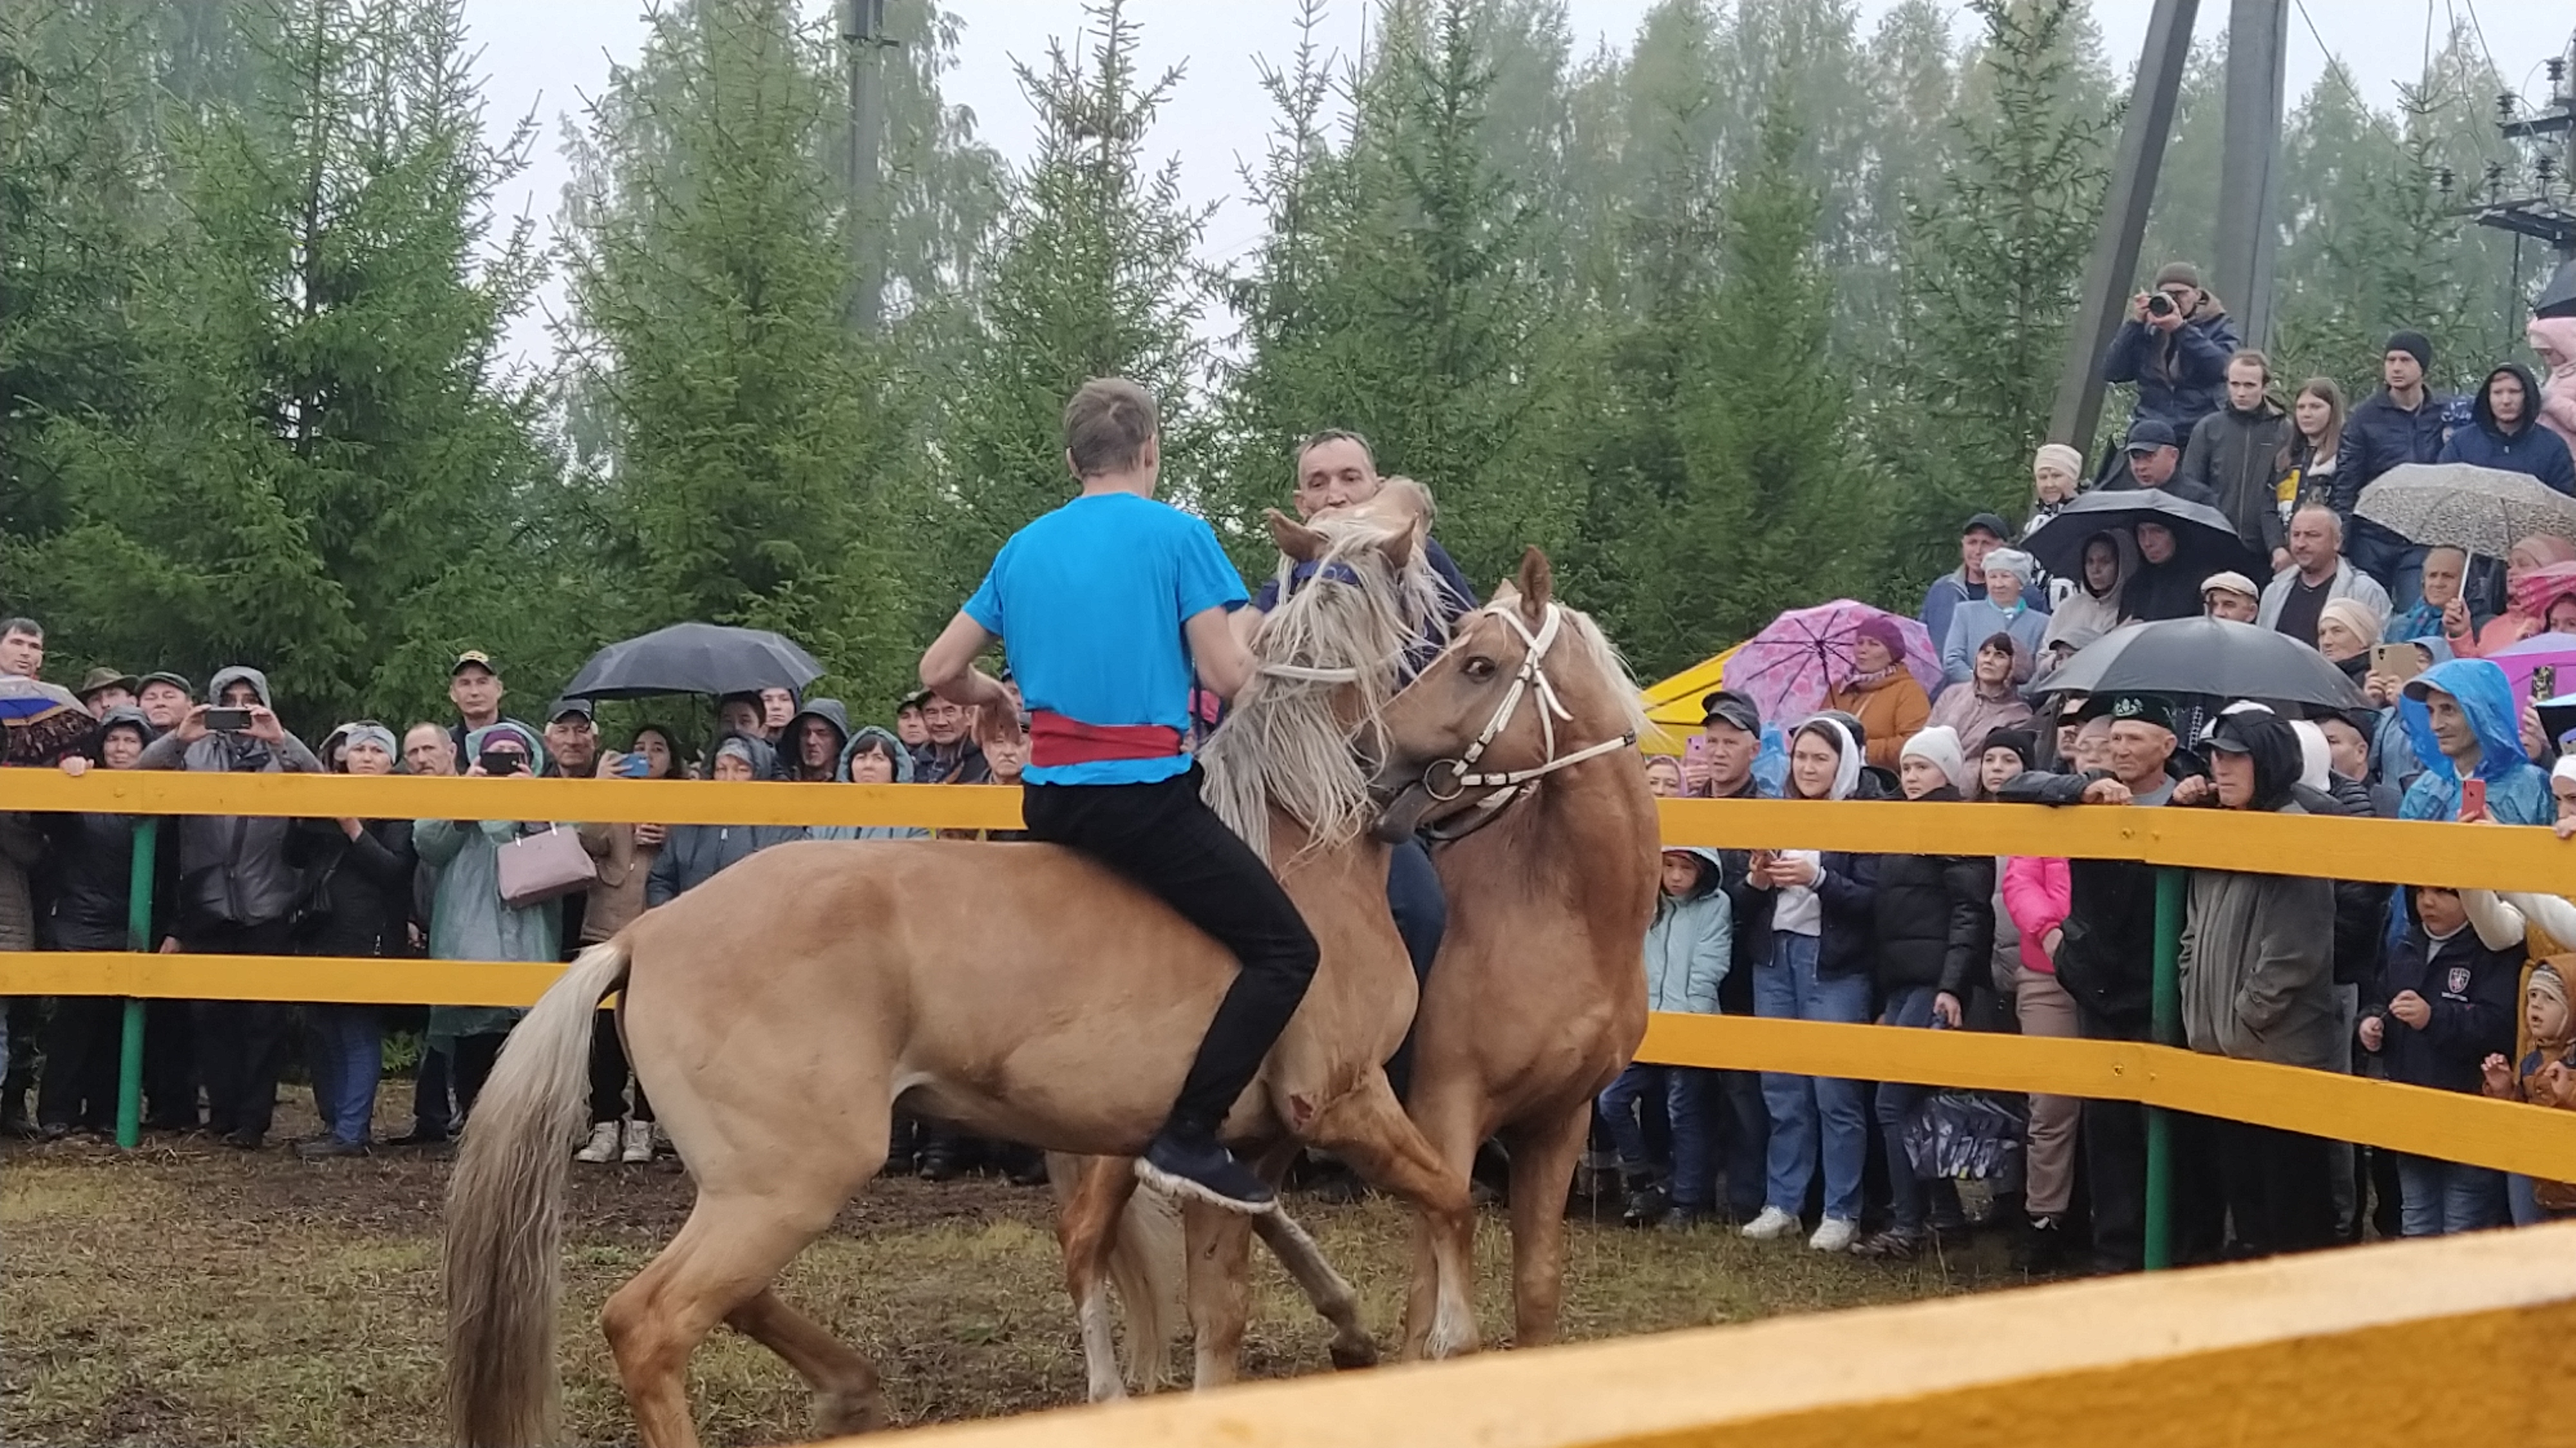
[1028, 710, 1186, 768]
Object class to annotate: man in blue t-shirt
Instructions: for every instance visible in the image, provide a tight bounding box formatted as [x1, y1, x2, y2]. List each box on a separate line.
[919, 377, 1320, 1214]
[1238, 428, 1473, 1102]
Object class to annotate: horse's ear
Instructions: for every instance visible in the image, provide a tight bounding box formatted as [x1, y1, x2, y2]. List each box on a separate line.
[1267, 508, 1324, 563]
[1513, 548, 1553, 624]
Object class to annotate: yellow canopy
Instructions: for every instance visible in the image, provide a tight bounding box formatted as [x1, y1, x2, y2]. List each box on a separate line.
[1636, 644, 1743, 755]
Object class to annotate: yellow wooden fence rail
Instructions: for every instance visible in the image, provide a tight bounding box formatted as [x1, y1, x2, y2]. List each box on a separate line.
[872, 1222, 2576, 1448]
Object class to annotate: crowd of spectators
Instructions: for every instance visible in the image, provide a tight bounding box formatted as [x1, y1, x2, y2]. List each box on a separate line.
[6, 264, 2576, 1277]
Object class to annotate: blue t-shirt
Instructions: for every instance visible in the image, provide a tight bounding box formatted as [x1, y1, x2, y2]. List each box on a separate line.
[964, 491, 1248, 785]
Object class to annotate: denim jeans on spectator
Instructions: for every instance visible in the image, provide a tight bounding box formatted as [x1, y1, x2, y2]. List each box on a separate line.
[2395, 1154, 2506, 1236]
[1875, 984, 1962, 1236]
[2349, 521, 2426, 611]
[1754, 931, 1870, 1222]
[1715, 1069, 1770, 1219]
[1598, 1063, 1713, 1209]
[306, 1004, 382, 1145]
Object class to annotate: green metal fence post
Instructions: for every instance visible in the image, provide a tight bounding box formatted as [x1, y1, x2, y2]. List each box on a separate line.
[115, 818, 158, 1150]
[2143, 865, 2187, 1270]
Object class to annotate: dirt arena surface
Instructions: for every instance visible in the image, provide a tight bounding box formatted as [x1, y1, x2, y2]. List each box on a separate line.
[3, 1094, 2029, 1445]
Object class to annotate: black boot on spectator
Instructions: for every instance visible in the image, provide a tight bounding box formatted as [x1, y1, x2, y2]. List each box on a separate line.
[2014, 1214, 2068, 1275]
[917, 1126, 967, 1183]
[1619, 1177, 1671, 1228]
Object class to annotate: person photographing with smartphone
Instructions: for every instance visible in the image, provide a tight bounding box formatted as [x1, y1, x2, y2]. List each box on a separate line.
[130, 666, 326, 1149]
[2395, 660, 2552, 826]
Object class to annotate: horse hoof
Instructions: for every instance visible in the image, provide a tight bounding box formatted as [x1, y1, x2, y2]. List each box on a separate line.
[1329, 1337, 1382, 1371]
[813, 1387, 886, 1436]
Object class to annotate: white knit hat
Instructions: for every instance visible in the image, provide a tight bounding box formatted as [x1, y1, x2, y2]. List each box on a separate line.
[1900, 725, 1975, 796]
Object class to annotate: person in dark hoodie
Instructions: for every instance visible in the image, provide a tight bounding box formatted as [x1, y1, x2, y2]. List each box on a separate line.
[131, 665, 325, 1148]
[811, 727, 933, 841]
[2117, 520, 2209, 624]
[645, 732, 804, 905]
[37, 708, 174, 1137]
[287, 722, 416, 1157]
[2438, 360, 2576, 497]
[2183, 709, 2338, 1258]
[2337, 331, 2463, 607]
[2361, 884, 2517, 1235]
[1853, 725, 1994, 1261]
[781, 698, 854, 785]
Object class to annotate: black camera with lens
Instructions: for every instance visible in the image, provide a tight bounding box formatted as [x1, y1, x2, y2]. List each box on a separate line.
[2146, 292, 2175, 318]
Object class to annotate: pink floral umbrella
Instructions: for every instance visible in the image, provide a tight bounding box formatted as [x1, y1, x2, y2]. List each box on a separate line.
[1719, 600, 1942, 726]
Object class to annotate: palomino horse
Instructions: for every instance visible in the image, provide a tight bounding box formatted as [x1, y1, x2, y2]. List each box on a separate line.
[1066, 547, 1660, 1387]
[442, 503, 1479, 1448]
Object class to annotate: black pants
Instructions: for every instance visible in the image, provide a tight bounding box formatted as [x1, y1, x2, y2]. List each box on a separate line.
[2074, 1003, 2223, 1272]
[187, 919, 296, 1140]
[144, 998, 198, 1129]
[450, 1031, 507, 1124]
[588, 1009, 652, 1123]
[1381, 836, 1446, 1102]
[37, 995, 122, 1130]
[2213, 1117, 2335, 1257]
[1021, 767, 1321, 1139]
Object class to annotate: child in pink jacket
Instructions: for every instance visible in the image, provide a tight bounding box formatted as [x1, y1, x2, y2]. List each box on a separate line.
[2002, 854, 2077, 1269]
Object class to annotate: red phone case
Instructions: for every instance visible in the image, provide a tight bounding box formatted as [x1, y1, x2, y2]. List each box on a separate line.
[2461, 779, 2488, 822]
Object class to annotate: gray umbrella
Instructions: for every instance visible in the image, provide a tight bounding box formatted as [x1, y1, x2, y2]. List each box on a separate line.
[2356, 461, 2576, 560]
[2023, 486, 2259, 580]
[562, 622, 825, 700]
[2043, 617, 2367, 710]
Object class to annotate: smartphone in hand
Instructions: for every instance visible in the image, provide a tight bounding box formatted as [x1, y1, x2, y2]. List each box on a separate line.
[2460, 777, 2488, 823]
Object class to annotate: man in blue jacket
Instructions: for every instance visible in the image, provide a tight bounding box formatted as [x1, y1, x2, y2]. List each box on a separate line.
[2336, 330, 2464, 608]
[2101, 262, 2240, 443]
[2439, 361, 2576, 496]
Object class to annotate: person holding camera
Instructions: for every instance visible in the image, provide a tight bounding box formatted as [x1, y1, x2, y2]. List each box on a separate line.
[131, 665, 326, 1150]
[414, 721, 562, 1123]
[2101, 262, 2240, 475]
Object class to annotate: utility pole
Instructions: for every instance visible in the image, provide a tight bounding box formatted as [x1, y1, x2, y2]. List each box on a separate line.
[844, 0, 889, 334]
[2465, 33, 2576, 316]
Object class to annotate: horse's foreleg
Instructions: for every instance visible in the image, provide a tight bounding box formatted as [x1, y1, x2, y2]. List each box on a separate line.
[1250, 1208, 1379, 1370]
[1181, 1201, 1255, 1391]
[1502, 1098, 1593, 1349]
[1053, 1153, 1143, 1402]
[724, 1288, 885, 1436]
[1302, 1070, 1481, 1361]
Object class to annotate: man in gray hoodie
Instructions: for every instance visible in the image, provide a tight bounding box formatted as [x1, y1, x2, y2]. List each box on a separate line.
[133, 665, 325, 1148]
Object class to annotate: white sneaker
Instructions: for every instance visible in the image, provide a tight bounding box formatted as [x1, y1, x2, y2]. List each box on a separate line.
[574, 1121, 619, 1163]
[620, 1119, 654, 1163]
[1809, 1216, 1859, 1253]
[1739, 1206, 1800, 1241]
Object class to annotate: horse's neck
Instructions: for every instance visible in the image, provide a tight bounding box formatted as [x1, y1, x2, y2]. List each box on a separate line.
[1444, 762, 1658, 946]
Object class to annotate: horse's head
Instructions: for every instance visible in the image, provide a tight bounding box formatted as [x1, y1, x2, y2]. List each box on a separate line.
[1368, 548, 1649, 842]
[1264, 480, 1430, 574]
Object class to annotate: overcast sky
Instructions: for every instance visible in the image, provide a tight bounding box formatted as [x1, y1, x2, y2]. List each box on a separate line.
[464, 1, 2576, 367]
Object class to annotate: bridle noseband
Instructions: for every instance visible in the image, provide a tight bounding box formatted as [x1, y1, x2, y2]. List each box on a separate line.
[1413, 602, 1636, 842]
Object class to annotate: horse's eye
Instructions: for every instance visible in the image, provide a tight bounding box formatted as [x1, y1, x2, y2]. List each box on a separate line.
[1463, 656, 1499, 681]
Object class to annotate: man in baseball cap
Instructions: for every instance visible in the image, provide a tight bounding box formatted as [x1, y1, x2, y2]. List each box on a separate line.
[1921, 511, 2027, 654]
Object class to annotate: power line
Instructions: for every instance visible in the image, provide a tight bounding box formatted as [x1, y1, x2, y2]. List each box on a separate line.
[2291, 0, 2404, 144]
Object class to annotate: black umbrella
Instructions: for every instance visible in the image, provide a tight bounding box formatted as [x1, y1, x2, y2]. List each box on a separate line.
[2043, 617, 2367, 710]
[2023, 487, 2259, 580]
[562, 622, 826, 700]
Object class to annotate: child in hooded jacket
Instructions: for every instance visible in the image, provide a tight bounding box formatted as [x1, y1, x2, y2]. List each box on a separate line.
[1597, 846, 1730, 1228]
[2480, 960, 2576, 1224]
[2362, 886, 2517, 1235]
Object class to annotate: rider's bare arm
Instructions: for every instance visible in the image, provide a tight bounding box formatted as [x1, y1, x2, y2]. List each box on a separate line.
[1186, 605, 1257, 701]
[919, 612, 1013, 712]
[1229, 600, 1266, 651]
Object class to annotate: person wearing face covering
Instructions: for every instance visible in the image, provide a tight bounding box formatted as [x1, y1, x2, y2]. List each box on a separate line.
[2183, 710, 2339, 1257]
[1737, 714, 1880, 1254]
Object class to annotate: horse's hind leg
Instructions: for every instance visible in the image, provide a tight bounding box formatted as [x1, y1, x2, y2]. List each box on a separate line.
[1299, 1070, 1481, 1361]
[1502, 1098, 1592, 1349]
[726, 1288, 886, 1436]
[1054, 1153, 1143, 1402]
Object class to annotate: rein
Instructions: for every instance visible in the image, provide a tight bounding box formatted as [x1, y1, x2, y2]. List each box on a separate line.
[1412, 602, 1636, 844]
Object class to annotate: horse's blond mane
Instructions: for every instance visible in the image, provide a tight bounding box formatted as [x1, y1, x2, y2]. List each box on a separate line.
[1202, 509, 1442, 861]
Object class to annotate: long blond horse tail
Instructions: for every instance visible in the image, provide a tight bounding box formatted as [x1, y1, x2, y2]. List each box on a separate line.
[1104, 1188, 1188, 1389]
[444, 938, 631, 1448]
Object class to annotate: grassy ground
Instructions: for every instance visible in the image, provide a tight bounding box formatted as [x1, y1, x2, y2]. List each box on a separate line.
[2, 1093, 2031, 1445]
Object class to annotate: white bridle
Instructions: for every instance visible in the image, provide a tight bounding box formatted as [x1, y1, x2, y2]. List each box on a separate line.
[1414, 601, 1636, 833]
